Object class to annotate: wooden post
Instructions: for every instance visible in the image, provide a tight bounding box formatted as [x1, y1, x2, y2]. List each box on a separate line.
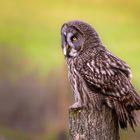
[69, 103, 120, 140]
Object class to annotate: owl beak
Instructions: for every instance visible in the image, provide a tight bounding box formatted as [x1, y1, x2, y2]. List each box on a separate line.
[63, 45, 69, 56]
[65, 44, 69, 49]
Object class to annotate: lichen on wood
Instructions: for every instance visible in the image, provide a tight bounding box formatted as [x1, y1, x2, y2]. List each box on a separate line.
[69, 104, 120, 140]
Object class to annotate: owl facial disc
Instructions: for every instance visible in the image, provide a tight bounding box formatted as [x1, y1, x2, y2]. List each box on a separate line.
[61, 24, 83, 58]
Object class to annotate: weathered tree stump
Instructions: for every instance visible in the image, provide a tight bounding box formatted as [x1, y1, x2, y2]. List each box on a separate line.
[69, 104, 119, 140]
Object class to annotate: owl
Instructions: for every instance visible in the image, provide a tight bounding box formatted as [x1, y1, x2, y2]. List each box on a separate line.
[61, 20, 140, 130]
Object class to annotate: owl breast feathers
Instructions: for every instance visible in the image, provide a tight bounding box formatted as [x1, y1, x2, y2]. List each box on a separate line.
[61, 20, 140, 130]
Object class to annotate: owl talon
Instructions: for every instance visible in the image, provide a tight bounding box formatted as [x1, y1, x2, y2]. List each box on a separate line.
[69, 102, 83, 111]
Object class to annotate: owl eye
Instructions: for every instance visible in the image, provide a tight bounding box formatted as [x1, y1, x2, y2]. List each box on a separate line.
[71, 36, 77, 42]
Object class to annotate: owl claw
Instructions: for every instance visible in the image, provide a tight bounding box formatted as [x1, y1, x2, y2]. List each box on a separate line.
[69, 102, 83, 111]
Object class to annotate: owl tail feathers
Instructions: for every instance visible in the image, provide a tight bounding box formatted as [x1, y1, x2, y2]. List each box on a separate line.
[113, 100, 137, 131]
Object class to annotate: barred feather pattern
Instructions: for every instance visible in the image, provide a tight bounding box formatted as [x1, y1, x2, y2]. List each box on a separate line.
[66, 58, 94, 110]
[75, 48, 140, 130]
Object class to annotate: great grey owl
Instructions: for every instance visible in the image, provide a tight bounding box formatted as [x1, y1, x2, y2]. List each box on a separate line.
[61, 20, 140, 130]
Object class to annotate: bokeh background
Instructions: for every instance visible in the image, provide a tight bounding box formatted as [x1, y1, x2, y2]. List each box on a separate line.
[0, 0, 140, 140]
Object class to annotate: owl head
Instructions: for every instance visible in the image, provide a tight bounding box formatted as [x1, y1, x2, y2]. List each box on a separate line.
[61, 20, 102, 58]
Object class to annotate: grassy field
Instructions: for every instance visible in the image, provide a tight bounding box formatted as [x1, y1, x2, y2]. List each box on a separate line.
[0, 0, 140, 139]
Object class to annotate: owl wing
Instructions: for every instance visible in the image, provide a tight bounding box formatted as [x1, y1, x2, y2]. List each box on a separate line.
[77, 49, 140, 130]
[77, 50, 133, 98]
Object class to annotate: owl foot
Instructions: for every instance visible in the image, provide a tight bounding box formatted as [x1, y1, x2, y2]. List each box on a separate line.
[69, 102, 83, 111]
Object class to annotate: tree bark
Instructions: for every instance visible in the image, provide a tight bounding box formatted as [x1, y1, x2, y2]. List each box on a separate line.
[69, 104, 120, 140]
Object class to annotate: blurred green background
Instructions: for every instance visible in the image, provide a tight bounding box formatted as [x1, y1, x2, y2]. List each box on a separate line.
[0, 0, 140, 139]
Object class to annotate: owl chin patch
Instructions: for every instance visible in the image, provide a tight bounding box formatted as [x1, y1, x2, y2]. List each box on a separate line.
[63, 47, 77, 57]
[69, 48, 78, 57]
